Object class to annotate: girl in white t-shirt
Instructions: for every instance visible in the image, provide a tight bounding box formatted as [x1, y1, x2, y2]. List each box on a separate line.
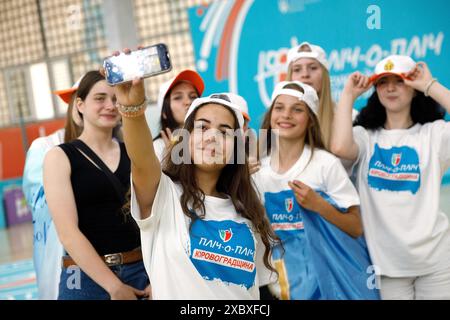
[112, 54, 277, 299]
[331, 55, 450, 299]
[253, 81, 379, 300]
[152, 70, 204, 161]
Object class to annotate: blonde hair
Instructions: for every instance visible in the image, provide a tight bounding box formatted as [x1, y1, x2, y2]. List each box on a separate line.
[286, 45, 334, 151]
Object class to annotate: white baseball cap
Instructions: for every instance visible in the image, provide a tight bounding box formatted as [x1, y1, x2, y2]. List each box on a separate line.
[287, 42, 329, 70]
[370, 55, 416, 84]
[228, 92, 250, 121]
[157, 69, 205, 110]
[271, 81, 320, 116]
[185, 93, 245, 129]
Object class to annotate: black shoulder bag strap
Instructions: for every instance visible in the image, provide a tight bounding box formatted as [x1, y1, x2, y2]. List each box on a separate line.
[71, 139, 126, 205]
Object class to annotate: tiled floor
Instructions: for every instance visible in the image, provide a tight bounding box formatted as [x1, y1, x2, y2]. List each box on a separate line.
[0, 223, 36, 300]
[0, 222, 33, 265]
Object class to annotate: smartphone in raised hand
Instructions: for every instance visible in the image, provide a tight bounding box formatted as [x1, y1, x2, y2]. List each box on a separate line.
[103, 43, 172, 86]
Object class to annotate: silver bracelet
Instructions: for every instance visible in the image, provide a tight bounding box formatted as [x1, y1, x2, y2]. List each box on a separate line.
[117, 98, 147, 114]
[424, 78, 437, 97]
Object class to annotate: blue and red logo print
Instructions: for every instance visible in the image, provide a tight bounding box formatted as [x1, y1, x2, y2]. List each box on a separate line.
[219, 229, 233, 242]
[189, 219, 256, 289]
[368, 144, 421, 194]
[264, 189, 304, 240]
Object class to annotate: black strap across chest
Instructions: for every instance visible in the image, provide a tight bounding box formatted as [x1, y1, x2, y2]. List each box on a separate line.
[71, 139, 126, 205]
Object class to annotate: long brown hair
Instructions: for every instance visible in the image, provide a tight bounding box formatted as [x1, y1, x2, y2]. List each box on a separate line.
[260, 83, 325, 165]
[163, 103, 278, 274]
[286, 44, 334, 150]
[63, 95, 83, 143]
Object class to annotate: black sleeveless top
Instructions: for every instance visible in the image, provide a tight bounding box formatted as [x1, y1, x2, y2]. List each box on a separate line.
[59, 140, 140, 255]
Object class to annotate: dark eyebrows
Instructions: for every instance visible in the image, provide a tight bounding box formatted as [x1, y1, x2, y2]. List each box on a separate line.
[196, 118, 211, 124]
[196, 118, 233, 130]
[219, 124, 233, 130]
[172, 89, 198, 95]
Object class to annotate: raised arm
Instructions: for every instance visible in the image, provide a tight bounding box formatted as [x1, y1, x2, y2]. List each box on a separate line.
[404, 61, 450, 113]
[110, 50, 161, 219]
[43, 148, 145, 299]
[331, 72, 371, 161]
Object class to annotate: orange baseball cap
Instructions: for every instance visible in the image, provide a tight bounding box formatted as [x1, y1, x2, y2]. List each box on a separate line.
[157, 70, 205, 110]
[53, 76, 83, 104]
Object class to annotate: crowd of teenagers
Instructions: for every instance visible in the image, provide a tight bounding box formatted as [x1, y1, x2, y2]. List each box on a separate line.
[22, 41, 450, 300]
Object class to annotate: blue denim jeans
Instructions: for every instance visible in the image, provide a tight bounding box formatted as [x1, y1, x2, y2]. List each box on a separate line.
[58, 260, 149, 300]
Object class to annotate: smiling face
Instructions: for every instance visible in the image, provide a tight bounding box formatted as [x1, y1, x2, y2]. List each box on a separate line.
[270, 94, 311, 141]
[76, 80, 120, 129]
[375, 75, 415, 114]
[289, 58, 324, 94]
[189, 103, 237, 171]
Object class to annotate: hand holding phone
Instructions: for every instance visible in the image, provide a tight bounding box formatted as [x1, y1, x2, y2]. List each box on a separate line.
[103, 43, 172, 86]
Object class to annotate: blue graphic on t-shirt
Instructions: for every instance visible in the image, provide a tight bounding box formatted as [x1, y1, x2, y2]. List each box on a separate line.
[368, 144, 421, 194]
[189, 219, 256, 289]
[265, 189, 379, 299]
[264, 189, 304, 240]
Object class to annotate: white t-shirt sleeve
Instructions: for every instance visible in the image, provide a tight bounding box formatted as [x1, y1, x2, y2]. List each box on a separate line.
[130, 172, 177, 231]
[254, 233, 277, 287]
[430, 120, 450, 170]
[250, 173, 264, 203]
[322, 156, 361, 210]
[152, 138, 167, 162]
[352, 125, 369, 164]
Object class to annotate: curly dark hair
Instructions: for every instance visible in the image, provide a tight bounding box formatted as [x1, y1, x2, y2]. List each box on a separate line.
[354, 90, 445, 129]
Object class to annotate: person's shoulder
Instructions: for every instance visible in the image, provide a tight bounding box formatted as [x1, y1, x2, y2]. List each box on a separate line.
[160, 172, 182, 193]
[46, 144, 68, 159]
[352, 125, 371, 135]
[309, 148, 347, 174]
[43, 145, 70, 171]
[29, 130, 63, 151]
[421, 119, 448, 131]
[28, 136, 49, 151]
[312, 148, 340, 164]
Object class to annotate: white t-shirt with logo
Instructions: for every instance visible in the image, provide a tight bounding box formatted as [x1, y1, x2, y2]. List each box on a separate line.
[252, 145, 360, 298]
[253, 145, 360, 221]
[130, 173, 270, 300]
[352, 120, 450, 277]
